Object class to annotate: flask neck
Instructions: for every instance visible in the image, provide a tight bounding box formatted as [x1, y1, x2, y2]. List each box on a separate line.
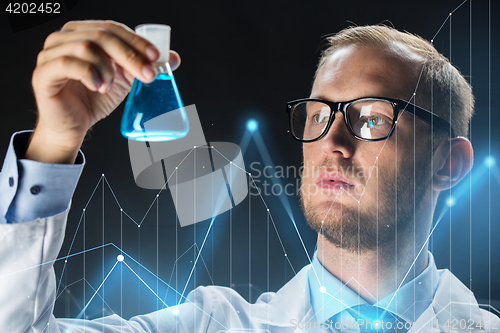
[154, 62, 173, 76]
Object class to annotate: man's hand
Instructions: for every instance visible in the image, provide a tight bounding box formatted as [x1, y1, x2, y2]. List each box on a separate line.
[26, 20, 181, 164]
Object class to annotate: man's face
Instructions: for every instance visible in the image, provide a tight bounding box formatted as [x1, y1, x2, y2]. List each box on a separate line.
[300, 44, 435, 252]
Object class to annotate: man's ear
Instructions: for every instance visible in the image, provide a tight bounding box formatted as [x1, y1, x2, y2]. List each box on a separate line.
[432, 137, 474, 191]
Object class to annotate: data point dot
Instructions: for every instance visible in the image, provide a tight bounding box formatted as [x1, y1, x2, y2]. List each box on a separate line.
[175, 167, 178, 170]
[102, 174, 104, 176]
[230, 161, 233, 164]
[321, 220, 324, 223]
[117, 255, 124, 262]
[387, 225, 390, 227]
[138, 225, 141, 228]
[319, 286, 326, 293]
[267, 209, 269, 211]
[157, 194, 159, 197]
[284, 253, 287, 257]
[120, 208, 123, 212]
[413, 93, 416, 95]
[193, 146, 196, 148]
[376, 156, 378, 159]
[172, 308, 179, 315]
[83, 208, 86, 212]
[65, 260, 67, 263]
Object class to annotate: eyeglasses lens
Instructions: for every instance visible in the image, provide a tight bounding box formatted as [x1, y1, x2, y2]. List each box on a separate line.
[291, 101, 331, 141]
[347, 99, 394, 140]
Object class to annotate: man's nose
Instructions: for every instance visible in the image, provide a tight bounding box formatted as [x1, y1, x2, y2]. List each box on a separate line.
[319, 111, 356, 158]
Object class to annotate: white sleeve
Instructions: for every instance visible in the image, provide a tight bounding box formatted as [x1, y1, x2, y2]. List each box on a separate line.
[0, 209, 68, 332]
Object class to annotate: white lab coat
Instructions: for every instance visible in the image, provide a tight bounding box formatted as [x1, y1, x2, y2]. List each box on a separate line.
[0, 209, 498, 333]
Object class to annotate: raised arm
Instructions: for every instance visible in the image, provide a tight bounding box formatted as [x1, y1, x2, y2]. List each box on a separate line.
[0, 20, 181, 332]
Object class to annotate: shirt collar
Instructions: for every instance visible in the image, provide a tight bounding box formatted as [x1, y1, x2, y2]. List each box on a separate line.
[308, 251, 439, 323]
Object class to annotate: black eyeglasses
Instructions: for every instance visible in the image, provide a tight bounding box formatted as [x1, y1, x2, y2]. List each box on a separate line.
[286, 97, 454, 142]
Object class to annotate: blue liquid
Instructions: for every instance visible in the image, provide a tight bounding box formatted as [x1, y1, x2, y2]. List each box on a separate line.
[121, 73, 189, 141]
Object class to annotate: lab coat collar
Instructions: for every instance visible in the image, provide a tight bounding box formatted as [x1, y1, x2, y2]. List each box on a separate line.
[252, 265, 313, 327]
[410, 269, 484, 333]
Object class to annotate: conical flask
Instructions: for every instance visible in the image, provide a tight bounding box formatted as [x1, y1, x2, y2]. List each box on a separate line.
[121, 24, 189, 142]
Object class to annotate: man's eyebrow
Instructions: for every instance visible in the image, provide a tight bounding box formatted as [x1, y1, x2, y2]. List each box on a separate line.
[309, 95, 329, 100]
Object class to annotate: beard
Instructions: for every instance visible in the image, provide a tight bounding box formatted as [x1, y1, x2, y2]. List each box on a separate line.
[300, 152, 432, 253]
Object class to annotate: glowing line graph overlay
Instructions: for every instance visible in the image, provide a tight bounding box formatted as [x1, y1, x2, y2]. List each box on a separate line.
[38, 126, 301, 327]
[30, 242, 230, 331]
[52, 131, 496, 325]
[33, 2, 499, 323]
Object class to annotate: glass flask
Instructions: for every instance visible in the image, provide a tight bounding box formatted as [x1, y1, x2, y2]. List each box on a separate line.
[121, 24, 189, 142]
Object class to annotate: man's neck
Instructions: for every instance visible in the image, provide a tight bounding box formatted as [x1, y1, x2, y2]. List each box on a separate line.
[316, 233, 429, 303]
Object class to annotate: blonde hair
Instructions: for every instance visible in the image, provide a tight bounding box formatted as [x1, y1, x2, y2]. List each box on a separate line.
[316, 25, 474, 137]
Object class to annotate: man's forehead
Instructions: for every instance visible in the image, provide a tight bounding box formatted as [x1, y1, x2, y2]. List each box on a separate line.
[313, 43, 421, 100]
[322, 42, 424, 67]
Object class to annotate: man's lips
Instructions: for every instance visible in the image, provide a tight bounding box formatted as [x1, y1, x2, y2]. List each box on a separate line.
[316, 172, 354, 191]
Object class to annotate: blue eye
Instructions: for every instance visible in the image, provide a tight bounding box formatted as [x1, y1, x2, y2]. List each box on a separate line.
[367, 116, 387, 128]
[312, 113, 329, 124]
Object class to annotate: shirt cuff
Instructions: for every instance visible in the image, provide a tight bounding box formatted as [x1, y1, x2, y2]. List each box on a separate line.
[0, 131, 85, 223]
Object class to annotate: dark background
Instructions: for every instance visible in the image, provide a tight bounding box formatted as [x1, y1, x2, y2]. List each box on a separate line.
[1, 0, 499, 320]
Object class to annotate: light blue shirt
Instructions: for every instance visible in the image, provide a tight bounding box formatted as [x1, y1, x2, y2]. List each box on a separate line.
[308, 251, 439, 328]
[0, 131, 84, 223]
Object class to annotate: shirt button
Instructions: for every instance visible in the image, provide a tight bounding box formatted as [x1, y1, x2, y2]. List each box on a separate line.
[30, 185, 41, 195]
[8, 177, 14, 187]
